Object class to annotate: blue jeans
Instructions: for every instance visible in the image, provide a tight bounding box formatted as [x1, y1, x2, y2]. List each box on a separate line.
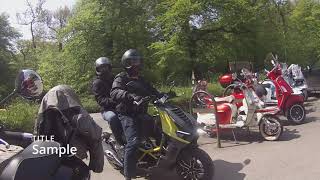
[118, 113, 161, 178]
[102, 111, 124, 145]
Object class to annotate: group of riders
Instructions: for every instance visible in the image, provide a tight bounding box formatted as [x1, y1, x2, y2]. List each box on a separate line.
[5, 49, 160, 179]
[92, 49, 162, 180]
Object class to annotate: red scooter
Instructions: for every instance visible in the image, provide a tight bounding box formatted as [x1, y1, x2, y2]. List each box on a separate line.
[264, 58, 306, 124]
[219, 58, 306, 124]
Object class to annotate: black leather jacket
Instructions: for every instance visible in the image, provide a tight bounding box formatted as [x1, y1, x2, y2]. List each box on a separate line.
[110, 72, 160, 115]
[92, 74, 117, 112]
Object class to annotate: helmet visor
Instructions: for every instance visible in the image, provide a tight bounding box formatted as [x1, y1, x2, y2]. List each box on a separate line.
[97, 64, 111, 73]
[125, 58, 142, 69]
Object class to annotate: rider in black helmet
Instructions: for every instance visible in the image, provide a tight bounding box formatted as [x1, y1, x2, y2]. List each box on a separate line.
[111, 49, 162, 180]
[92, 57, 124, 145]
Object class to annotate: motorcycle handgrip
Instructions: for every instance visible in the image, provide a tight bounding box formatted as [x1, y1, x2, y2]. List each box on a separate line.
[133, 96, 151, 106]
[1, 131, 33, 142]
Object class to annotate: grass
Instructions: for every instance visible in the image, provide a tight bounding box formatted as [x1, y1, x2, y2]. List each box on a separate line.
[80, 95, 100, 113]
[0, 98, 39, 133]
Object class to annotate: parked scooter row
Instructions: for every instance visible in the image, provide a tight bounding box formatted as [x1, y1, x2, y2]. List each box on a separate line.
[220, 55, 306, 125]
[191, 54, 308, 142]
[190, 70, 283, 141]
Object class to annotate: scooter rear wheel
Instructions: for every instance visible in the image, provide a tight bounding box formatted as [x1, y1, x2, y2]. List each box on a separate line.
[259, 115, 283, 141]
[287, 104, 306, 125]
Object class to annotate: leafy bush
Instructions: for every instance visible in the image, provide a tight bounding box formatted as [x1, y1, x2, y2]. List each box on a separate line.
[80, 95, 100, 113]
[0, 99, 39, 133]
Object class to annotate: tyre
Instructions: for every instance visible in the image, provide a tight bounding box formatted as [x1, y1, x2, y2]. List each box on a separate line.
[259, 115, 283, 141]
[287, 104, 306, 125]
[176, 148, 214, 180]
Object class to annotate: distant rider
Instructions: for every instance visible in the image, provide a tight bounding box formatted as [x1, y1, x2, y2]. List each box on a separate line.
[92, 57, 124, 145]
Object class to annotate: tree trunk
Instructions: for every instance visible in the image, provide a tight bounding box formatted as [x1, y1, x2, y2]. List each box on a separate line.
[30, 22, 36, 49]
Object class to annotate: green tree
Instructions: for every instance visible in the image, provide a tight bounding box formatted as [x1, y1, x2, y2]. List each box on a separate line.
[0, 14, 21, 97]
[287, 0, 320, 66]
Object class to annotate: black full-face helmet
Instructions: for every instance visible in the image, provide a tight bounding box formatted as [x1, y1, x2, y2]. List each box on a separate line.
[121, 49, 143, 77]
[95, 57, 112, 76]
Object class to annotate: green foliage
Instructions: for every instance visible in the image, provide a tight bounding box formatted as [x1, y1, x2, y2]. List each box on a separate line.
[0, 14, 21, 97]
[80, 95, 100, 113]
[0, 99, 38, 132]
[287, 0, 320, 67]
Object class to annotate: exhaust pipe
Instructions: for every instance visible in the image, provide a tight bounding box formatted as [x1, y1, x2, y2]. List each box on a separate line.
[104, 150, 123, 168]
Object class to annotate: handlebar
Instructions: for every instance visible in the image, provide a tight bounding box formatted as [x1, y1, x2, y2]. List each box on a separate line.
[0, 129, 33, 148]
[1, 131, 33, 140]
[133, 92, 175, 106]
[133, 96, 153, 106]
[0, 138, 10, 148]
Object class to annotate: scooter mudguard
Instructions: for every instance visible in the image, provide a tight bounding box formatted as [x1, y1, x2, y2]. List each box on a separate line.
[216, 104, 233, 125]
[285, 95, 304, 110]
[197, 103, 233, 125]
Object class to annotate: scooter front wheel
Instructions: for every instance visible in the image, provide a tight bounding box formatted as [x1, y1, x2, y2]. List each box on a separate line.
[287, 104, 306, 125]
[259, 115, 283, 141]
[176, 148, 214, 180]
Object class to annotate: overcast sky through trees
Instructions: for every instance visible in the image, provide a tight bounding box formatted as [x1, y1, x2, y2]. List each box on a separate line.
[0, 0, 75, 39]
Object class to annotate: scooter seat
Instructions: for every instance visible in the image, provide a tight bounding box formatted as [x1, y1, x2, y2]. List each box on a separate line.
[214, 95, 234, 103]
[0, 141, 61, 180]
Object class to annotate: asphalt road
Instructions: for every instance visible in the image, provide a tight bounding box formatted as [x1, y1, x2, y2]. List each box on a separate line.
[91, 97, 320, 180]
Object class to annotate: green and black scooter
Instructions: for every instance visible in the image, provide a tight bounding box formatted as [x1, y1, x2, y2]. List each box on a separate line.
[103, 81, 214, 180]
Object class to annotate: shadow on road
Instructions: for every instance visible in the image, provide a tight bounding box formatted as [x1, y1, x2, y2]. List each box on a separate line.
[213, 159, 250, 180]
[304, 116, 319, 123]
[306, 107, 317, 114]
[199, 130, 259, 147]
[200, 126, 300, 148]
[279, 128, 300, 141]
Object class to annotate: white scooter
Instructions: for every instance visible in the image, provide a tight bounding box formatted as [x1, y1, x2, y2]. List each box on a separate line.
[284, 63, 308, 101]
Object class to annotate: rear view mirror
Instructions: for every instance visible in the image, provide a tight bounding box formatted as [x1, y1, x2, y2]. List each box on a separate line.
[15, 69, 43, 99]
[0, 69, 43, 106]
